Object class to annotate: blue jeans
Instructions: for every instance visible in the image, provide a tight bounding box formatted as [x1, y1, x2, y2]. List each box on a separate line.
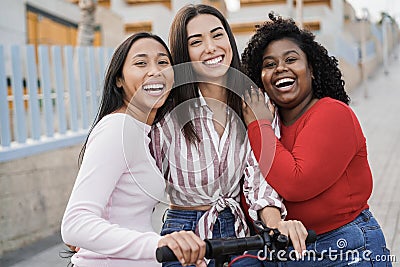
[160, 208, 263, 267]
[262, 209, 392, 267]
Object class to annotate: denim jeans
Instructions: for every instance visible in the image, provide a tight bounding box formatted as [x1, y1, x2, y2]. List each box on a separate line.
[262, 209, 392, 267]
[160, 208, 264, 267]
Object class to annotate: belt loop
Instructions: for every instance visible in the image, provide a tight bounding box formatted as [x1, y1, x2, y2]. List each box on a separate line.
[162, 208, 169, 223]
[361, 209, 371, 222]
[196, 210, 204, 222]
[193, 210, 204, 232]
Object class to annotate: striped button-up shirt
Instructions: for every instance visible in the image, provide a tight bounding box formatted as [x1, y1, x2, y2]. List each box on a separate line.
[150, 92, 285, 239]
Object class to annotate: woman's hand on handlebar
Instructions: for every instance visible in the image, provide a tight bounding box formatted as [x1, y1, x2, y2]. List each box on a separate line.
[258, 207, 308, 257]
[158, 230, 206, 266]
[65, 243, 80, 252]
[276, 220, 308, 258]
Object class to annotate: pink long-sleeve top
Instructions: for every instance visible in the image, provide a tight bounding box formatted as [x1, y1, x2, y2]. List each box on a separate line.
[61, 113, 165, 267]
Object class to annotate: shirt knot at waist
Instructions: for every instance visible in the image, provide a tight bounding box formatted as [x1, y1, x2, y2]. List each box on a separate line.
[215, 196, 234, 212]
[196, 196, 250, 239]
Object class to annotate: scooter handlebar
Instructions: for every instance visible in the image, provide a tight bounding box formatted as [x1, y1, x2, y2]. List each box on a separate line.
[156, 230, 316, 263]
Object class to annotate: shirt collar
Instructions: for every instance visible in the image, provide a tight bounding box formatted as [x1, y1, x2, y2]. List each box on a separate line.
[195, 88, 231, 116]
[194, 88, 208, 108]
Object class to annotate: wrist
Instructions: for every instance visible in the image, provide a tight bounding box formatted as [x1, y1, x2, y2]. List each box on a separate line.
[259, 206, 282, 228]
[248, 119, 272, 130]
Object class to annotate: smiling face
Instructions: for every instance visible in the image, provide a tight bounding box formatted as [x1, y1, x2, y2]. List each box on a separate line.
[116, 38, 173, 117]
[186, 14, 233, 81]
[261, 38, 314, 109]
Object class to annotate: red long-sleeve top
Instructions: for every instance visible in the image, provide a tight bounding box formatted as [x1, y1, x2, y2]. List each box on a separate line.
[248, 97, 372, 234]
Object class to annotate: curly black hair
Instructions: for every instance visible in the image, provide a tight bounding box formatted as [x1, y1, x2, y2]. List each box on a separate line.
[241, 12, 350, 105]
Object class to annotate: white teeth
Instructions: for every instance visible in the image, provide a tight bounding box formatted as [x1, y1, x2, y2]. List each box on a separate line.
[204, 56, 222, 65]
[143, 84, 164, 91]
[275, 78, 295, 87]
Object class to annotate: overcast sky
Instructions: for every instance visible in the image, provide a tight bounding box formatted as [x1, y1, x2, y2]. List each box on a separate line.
[346, 0, 400, 22]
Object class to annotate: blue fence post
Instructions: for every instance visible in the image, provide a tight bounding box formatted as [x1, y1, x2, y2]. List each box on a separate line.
[64, 46, 79, 132]
[0, 45, 11, 147]
[1, 45, 111, 162]
[11, 45, 27, 143]
[98, 47, 106, 82]
[26, 45, 41, 140]
[98, 47, 106, 98]
[38, 45, 54, 138]
[87, 47, 98, 121]
[77, 47, 89, 129]
[107, 48, 113, 64]
[52, 46, 67, 134]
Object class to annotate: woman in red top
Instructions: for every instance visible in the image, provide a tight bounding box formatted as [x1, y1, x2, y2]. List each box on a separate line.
[241, 13, 392, 266]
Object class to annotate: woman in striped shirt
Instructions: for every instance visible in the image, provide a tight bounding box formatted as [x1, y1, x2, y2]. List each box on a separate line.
[150, 4, 308, 266]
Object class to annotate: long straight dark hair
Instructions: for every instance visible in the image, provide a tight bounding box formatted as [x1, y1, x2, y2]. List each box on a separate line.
[155, 4, 245, 144]
[78, 32, 172, 165]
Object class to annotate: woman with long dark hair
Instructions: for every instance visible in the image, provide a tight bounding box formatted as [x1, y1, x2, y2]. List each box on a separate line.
[151, 5, 308, 266]
[61, 32, 206, 267]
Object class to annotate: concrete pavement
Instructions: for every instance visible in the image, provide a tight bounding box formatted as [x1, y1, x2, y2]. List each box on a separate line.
[349, 50, 400, 265]
[1, 49, 400, 267]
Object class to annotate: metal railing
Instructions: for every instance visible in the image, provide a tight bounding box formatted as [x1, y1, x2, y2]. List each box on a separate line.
[0, 44, 113, 162]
